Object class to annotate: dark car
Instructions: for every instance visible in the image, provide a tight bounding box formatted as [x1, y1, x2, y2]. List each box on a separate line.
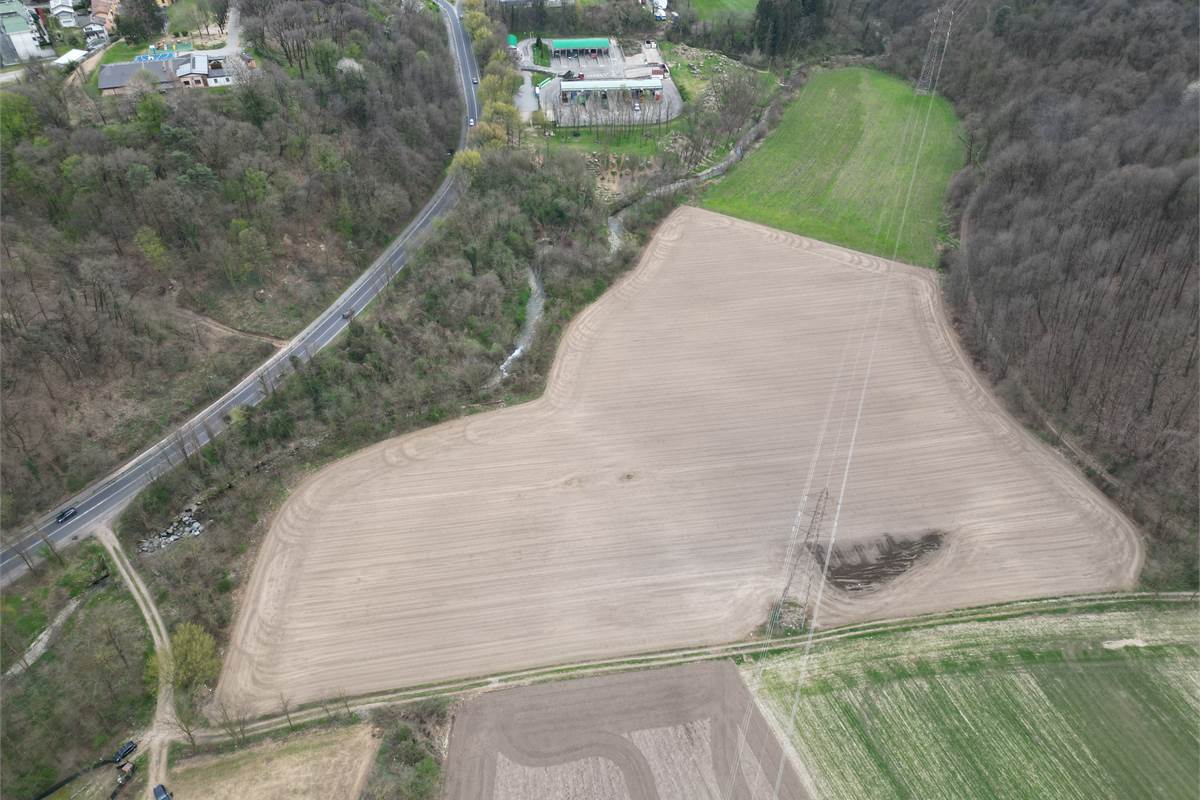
[55, 507, 78, 525]
[153, 785, 172, 800]
[341, 308, 353, 320]
[113, 740, 137, 763]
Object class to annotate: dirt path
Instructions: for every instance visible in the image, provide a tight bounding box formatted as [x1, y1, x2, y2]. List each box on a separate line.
[216, 207, 1142, 715]
[190, 592, 1192, 747]
[4, 595, 82, 678]
[166, 305, 289, 349]
[95, 526, 176, 799]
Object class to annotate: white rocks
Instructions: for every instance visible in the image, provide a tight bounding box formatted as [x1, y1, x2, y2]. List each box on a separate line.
[138, 505, 206, 553]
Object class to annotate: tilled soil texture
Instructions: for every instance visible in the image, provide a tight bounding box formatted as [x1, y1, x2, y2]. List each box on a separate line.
[443, 661, 811, 800]
[217, 206, 1141, 713]
[167, 724, 379, 800]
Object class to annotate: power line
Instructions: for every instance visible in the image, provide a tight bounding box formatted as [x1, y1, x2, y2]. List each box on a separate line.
[765, 4, 968, 798]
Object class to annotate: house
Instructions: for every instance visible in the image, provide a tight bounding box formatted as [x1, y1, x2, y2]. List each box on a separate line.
[49, 0, 76, 28]
[98, 54, 240, 94]
[0, 0, 50, 65]
[82, 20, 107, 47]
[175, 52, 207, 86]
[90, 0, 117, 32]
[97, 58, 178, 94]
[175, 53, 234, 87]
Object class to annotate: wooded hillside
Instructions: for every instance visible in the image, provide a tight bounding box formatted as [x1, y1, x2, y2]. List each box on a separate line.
[0, 0, 459, 534]
[881, 0, 1198, 586]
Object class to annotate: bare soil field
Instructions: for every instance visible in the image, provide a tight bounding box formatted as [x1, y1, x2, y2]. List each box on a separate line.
[167, 724, 379, 800]
[443, 661, 810, 800]
[217, 206, 1140, 713]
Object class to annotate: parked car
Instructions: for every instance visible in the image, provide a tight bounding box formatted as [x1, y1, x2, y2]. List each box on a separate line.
[55, 507, 77, 524]
[153, 785, 172, 800]
[113, 741, 137, 763]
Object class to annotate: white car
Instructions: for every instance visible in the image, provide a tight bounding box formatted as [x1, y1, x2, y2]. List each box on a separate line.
[468, 117, 476, 127]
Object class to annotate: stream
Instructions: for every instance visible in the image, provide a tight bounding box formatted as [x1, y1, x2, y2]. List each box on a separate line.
[490, 213, 625, 386]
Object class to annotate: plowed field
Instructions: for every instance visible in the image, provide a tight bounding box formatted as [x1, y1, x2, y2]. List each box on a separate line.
[217, 207, 1140, 712]
[444, 661, 810, 800]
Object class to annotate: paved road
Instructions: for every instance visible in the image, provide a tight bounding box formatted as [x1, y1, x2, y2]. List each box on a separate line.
[202, 3, 242, 58]
[0, 0, 480, 581]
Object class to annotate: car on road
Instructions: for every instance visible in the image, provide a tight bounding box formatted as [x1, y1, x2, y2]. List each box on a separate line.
[468, 117, 475, 127]
[341, 308, 354, 320]
[153, 786, 172, 800]
[472, 76, 478, 84]
[55, 507, 77, 524]
[113, 741, 137, 763]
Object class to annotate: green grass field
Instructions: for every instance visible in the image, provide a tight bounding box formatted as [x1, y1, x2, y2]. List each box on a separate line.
[748, 603, 1199, 800]
[543, 122, 678, 159]
[677, 0, 756, 20]
[702, 67, 962, 267]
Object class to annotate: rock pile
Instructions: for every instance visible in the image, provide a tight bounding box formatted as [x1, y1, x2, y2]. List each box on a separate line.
[138, 504, 208, 553]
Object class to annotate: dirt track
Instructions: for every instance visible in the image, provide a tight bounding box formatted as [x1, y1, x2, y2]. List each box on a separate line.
[217, 206, 1141, 713]
[443, 661, 810, 800]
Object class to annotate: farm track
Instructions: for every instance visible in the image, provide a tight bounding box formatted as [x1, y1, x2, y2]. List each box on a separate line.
[191, 592, 1195, 746]
[96, 526, 176, 799]
[216, 207, 1142, 714]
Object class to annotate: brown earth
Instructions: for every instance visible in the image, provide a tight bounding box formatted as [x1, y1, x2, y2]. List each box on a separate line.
[443, 661, 810, 800]
[166, 724, 378, 800]
[216, 206, 1141, 713]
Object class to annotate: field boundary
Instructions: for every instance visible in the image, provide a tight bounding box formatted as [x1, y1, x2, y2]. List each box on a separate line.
[192, 591, 1195, 744]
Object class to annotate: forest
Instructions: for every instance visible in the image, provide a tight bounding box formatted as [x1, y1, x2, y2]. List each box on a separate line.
[0, 0, 460, 536]
[878, 0, 1198, 586]
[113, 147, 656, 642]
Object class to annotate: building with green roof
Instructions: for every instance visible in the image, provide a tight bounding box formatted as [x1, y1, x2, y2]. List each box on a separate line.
[549, 38, 610, 56]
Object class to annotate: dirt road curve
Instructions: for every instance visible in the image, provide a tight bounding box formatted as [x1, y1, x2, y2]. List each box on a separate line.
[443, 661, 810, 800]
[217, 207, 1141, 713]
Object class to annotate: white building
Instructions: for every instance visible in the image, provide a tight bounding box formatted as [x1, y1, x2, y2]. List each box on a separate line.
[49, 0, 77, 28]
[53, 47, 87, 67]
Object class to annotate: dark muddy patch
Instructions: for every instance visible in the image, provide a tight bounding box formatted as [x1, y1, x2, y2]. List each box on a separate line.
[814, 531, 945, 593]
